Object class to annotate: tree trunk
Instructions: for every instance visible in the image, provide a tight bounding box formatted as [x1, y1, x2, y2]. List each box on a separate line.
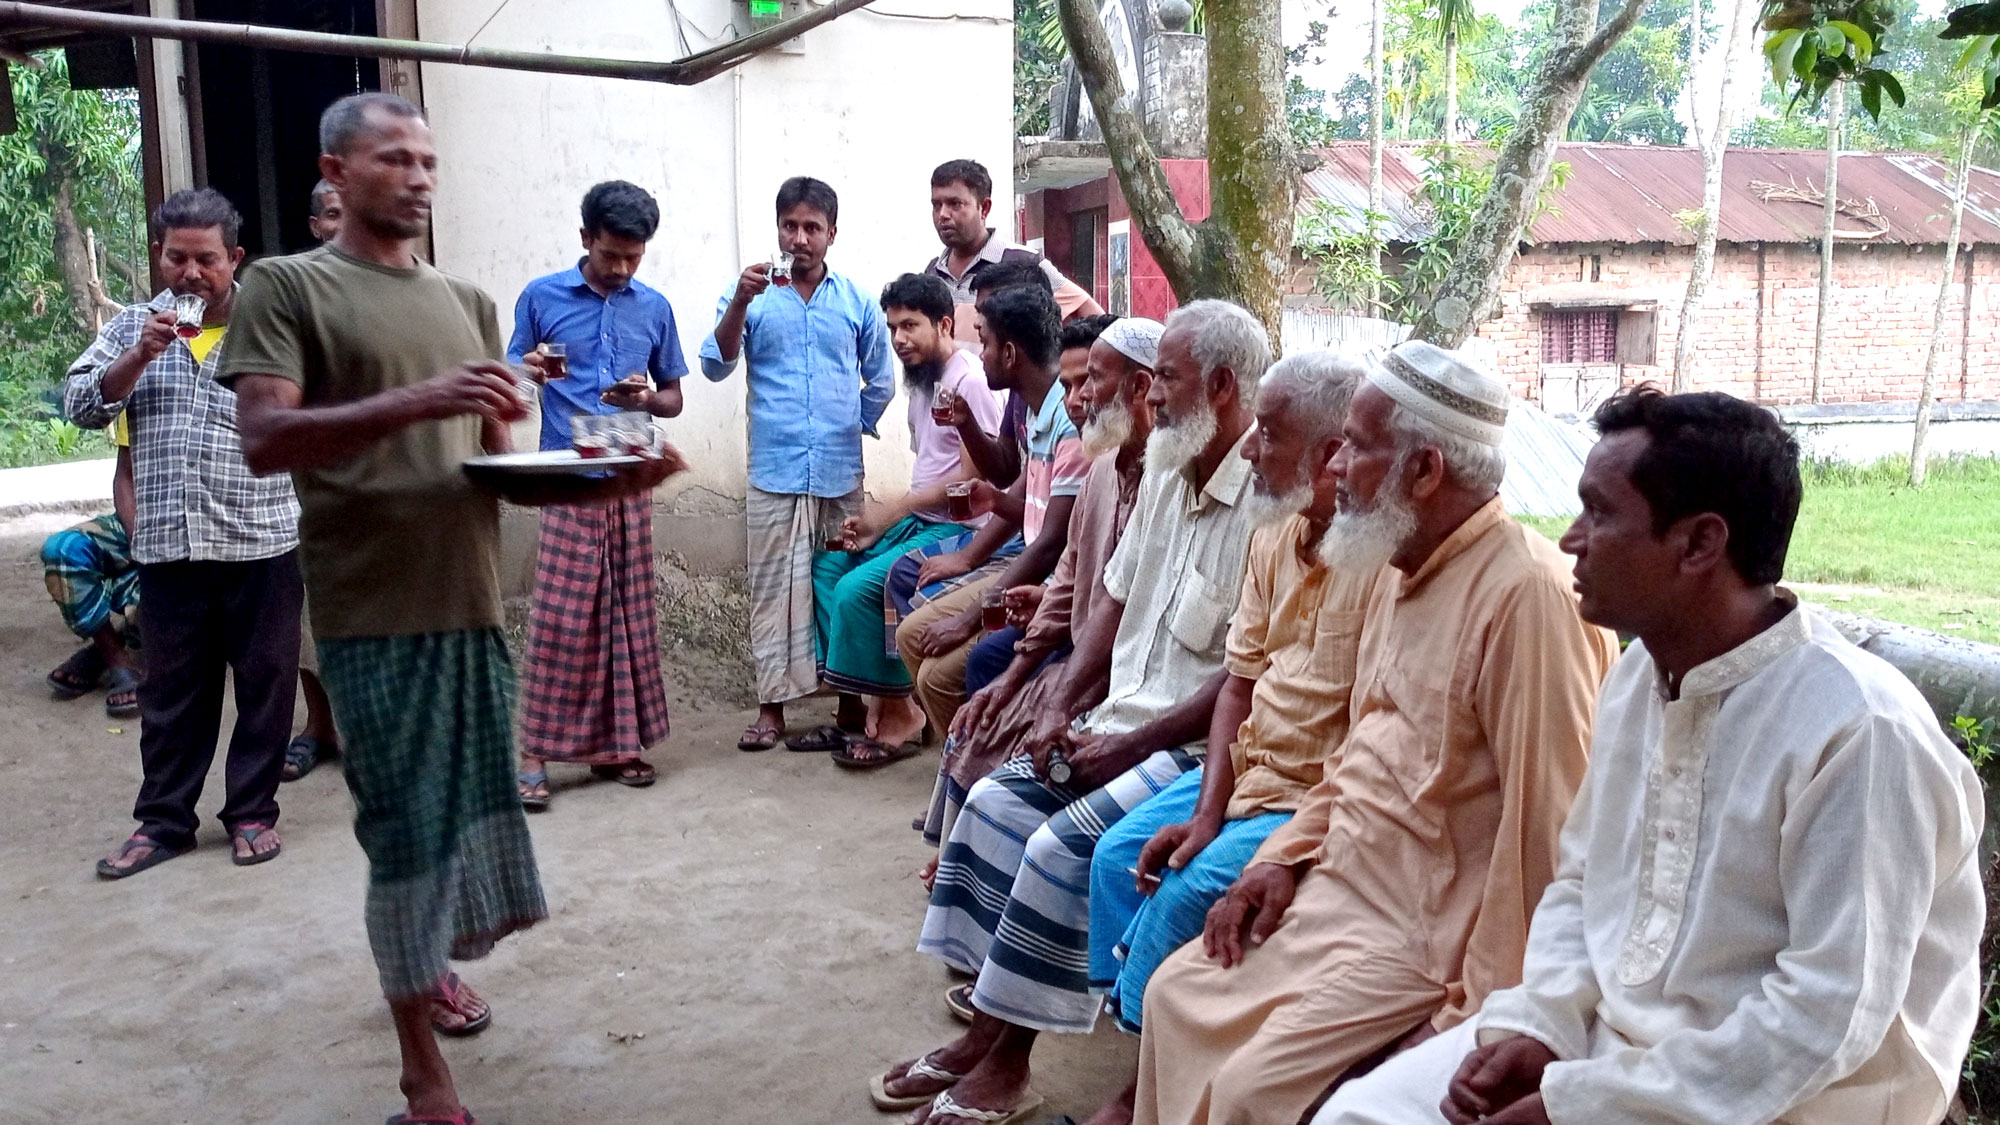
[1058, 0, 1292, 343]
[1811, 80, 1844, 404]
[1911, 124, 1975, 487]
[1369, 0, 1386, 309]
[49, 167, 122, 333]
[1409, 0, 1657, 345]
[1443, 27, 1459, 143]
[1672, 0, 1752, 390]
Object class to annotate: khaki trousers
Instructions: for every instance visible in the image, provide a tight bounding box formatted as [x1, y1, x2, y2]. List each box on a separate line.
[894, 573, 999, 738]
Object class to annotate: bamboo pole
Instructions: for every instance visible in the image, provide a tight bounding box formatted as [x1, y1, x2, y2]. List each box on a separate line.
[0, 0, 873, 85]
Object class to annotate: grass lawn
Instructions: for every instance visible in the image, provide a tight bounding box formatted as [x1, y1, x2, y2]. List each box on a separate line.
[1518, 456, 2000, 646]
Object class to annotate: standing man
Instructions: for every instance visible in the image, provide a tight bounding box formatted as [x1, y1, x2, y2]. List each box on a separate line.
[308, 179, 343, 242]
[700, 176, 893, 752]
[1317, 390, 1984, 1125]
[508, 180, 687, 809]
[64, 187, 303, 878]
[227, 92, 682, 1124]
[926, 158, 1102, 346]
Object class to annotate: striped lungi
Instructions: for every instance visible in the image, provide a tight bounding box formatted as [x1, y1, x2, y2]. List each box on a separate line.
[884, 529, 1024, 628]
[918, 746, 1199, 1034]
[517, 496, 670, 764]
[746, 486, 859, 706]
[317, 628, 547, 999]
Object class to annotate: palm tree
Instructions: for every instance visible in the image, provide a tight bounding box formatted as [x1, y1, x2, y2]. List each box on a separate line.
[1435, 0, 1477, 142]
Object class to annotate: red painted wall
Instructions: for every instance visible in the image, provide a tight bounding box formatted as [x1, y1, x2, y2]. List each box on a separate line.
[1022, 159, 1211, 320]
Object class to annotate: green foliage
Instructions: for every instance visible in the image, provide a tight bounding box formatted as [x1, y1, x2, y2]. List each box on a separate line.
[0, 52, 144, 470]
[1525, 0, 1695, 143]
[1295, 143, 1570, 320]
[1288, 13, 1344, 148]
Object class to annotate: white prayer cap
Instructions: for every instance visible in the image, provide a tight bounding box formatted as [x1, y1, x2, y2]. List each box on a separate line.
[1100, 317, 1165, 369]
[1366, 340, 1509, 448]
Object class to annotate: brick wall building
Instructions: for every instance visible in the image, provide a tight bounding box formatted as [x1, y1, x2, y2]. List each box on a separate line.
[1293, 142, 2000, 412]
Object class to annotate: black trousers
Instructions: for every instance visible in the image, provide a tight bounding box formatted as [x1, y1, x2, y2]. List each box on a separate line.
[133, 551, 303, 849]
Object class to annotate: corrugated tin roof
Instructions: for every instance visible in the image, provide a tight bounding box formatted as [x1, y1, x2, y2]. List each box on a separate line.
[1304, 141, 2000, 247]
[1501, 400, 1594, 519]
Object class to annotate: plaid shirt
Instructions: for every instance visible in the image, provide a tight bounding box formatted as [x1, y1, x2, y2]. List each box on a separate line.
[63, 290, 299, 565]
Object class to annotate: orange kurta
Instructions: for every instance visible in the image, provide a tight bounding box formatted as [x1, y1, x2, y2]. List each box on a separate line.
[1133, 498, 1618, 1125]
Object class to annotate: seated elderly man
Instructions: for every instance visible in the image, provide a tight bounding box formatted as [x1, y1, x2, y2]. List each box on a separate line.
[869, 301, 1271, 1125]
[923, 316, 1165, 850]
[1055, 349, 1377, 1125]
[1134, 341, 1618, 1125]
[1315, 389, 1984, 1125]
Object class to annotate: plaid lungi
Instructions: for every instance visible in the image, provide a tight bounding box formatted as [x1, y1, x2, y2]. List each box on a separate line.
[317, 629, 547, 999]
[518, 496, 670, 764]
[41, 514, 139, 639]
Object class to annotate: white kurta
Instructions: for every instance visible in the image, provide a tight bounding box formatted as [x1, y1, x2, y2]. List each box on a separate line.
[1318, 600, 1985, 1125]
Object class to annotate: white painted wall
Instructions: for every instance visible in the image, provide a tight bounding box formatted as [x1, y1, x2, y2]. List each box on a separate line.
[416, 0, 1015, 507]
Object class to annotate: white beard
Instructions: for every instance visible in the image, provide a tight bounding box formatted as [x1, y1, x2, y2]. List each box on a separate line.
[1082, 395, 1135, 457]
[1241, 479, 1313, 529]
[1320, 481, 1418, 573]
[1144, 402, 1218, 475]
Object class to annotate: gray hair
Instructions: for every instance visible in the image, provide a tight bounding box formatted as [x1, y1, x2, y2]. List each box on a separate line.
[1164, 299, 1273, 408]
[309, 179, 337, 218]
[1257, 349, 1365, 444]
[319, 91, 425, 156]
[1385, 397, 1509, 492]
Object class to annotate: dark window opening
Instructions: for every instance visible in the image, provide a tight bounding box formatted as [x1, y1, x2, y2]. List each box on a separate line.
[1542, 308, 1618, 364]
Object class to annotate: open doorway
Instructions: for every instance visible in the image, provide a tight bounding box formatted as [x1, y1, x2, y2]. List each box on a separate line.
[183, 0, 381, 257]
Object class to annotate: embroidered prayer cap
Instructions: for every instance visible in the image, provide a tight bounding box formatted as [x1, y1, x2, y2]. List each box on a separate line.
[1366, 339, 1509, 448]
[1100, 317, 1166, 369]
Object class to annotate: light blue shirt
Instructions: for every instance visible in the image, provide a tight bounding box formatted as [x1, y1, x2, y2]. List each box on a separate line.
[507, 264, 688, 452]
[698, 268, 893, 498]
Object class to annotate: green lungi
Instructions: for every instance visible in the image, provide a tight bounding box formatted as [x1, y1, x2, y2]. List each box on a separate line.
[318, 628, 547, 999]
[813, 514, 965, 696]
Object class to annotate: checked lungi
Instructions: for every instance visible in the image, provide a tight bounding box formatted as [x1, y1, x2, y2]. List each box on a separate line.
[318, 629, 547, 999]
[518, 496, 670, 765]
[918, 747, 1198, 1034]
[42, 513, 139, 639]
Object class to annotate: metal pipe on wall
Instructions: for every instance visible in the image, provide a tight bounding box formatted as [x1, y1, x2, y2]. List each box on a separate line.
[0, 0, 870, 84]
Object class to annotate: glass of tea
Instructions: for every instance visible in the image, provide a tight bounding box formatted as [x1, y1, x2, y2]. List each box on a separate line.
[946, 481, 975, 522]
[771, 250, 795, 288]
[542, 342, 569, 381]
[981, 588, 1008, 633]
[571, 414, 614, 459]
[931, 385, 957, 428]
[612, 411, 657, 457]
[172, 293, 205, 339]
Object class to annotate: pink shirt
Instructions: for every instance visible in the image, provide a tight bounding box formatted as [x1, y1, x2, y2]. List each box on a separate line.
[909, 348, 1001, 523]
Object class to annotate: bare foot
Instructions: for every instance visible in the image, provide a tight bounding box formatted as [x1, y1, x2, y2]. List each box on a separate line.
[872, 695, 928, 747]
[1076, 1078, 1138, 1125]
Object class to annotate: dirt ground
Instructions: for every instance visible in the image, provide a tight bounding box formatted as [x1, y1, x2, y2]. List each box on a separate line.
[0, 516, 1134, 1124]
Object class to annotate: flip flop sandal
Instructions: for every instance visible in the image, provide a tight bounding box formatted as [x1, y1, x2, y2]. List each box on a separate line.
[103, 666, 141, 719]
[518, 770, 551, 810]
[283, 735, 330, 782]
[591, 761, 657, 788]
[429, 972, 491, 1037]
[919, 1088, 1045, 1124]
[386, 1111, 477, 1125]
[737, 724, 782, 752]
[95, 834, 187, 880]
[785, 724, 854, 753]
[832, 737, 922, 771]
[230, 823, 282, 867]
[46, 647, 108, 701]
[869, 1054, 970, 1112]
[944, 983, 975, 1024]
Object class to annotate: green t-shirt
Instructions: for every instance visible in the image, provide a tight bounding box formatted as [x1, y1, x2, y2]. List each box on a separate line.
[220, 245, 506, 640]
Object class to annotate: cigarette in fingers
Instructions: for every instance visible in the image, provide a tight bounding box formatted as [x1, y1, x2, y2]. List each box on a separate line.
[1126, 865, 1162, 886]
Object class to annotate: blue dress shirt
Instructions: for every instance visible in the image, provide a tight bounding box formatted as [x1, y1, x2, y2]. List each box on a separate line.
[507, 264, 689, 452]
[697, 268, 894, 498]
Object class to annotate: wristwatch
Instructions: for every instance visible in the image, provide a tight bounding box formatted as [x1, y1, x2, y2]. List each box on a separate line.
[1046, 747, 1072, 786]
